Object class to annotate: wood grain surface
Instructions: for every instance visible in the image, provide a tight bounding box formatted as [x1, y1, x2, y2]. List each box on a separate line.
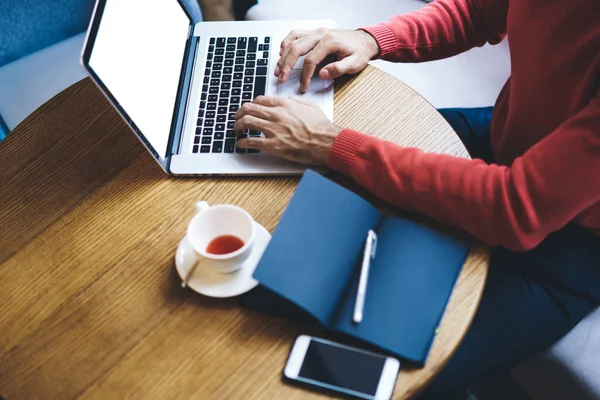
[0, 65, 489, 400]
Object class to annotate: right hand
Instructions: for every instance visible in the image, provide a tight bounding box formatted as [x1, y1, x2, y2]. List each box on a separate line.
[275, 28, 380, 92]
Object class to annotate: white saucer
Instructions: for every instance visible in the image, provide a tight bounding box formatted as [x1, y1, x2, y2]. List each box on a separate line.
[175, 222, 270, 298]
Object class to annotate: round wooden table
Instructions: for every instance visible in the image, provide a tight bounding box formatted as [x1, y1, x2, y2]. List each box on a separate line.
[0, 65, 489, 399]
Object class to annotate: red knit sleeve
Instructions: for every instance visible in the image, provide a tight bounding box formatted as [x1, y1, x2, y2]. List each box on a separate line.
[327, 89, 600, 251]
[360, 0, 508, 63]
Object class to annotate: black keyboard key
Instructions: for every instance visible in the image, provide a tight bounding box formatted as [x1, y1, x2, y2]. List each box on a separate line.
[201, 92, 207, 101]
[221, 82, 231, 90]
[216, 123, 226, 131]
[223, 66, 233, 74]
[216, 37, 226, 47]
[214, 132, 224, 140]
[232, 88, 241, 96]
[246, 61, 255, 68]
[206, 111, 216, 118]
[227, 37, 237, 44]
[235, 57, 245, 65]
[197, 118, 203, 126]
[217, 115, 226, 122]
[224, 139, 235, 153]
[200, 101, 206, 109]
[203, 128, 214, 136]
[243, 84, 253, 92]
[198, 109, 204, 118]
[214, 56, 223, 63]
[231, 96, 241, 104]
[208, 94, 218, 102]
[204, 119, 215, 127]
[254, 76, 266, 98]
[245, 68, 255, 76]
[230, 105, 240, 112]
[228, 112, 236, 120]
[237, 37, 247, 49]
[248, 37, 258, 52]
[209, 86, 219, 94]
[204, 76, 210, 84]
[212, 140, 224, 152]
[194, 136, 201, 144]
[202, 136, 212, 144]
[257, 59, 268, 66]
[210, 79, 220, 86]
[218, 107, 228, 114]
[234, 65, 244, 72]
[263, 51, 269, 59]
[207, 103, 217, 110]
[248, 148, 260, 154]
[210, 38, 216, 44]
[202, 84, 209, 92]
[256, 67, 268, 76]
[225, 52, 235, 59]
[193, 144, 199, 153]
[196, 127, 202, 136]
[264, 37, 270, 43]
[226, 130, 236, 138]
[233, 80, 242, 88]
[219, 98, 229, 106]
[226, 44, 236, 51]
[236, 50, 246, 57]
[224, 59, 234, 66]
[206, 60, 212, 68]
[201, 145, 211, 153]
[249, 130, 261, 137]
[263, 44, 270, 51]
[258, 44, 264, 51]
[213, 63, 222, 70]
[236, 147, 246, 154]
[234, 73, 243, 80]
[222, 74, 232, 82]
[207, 53, 213, 60]
[244, 76, 254, 83]
[220, 91, 230, 98]
[242, 92, 252, 100]
[227, 121, 235, 129]
[247, 53, 256, 61]
[208, 45, 215, 53]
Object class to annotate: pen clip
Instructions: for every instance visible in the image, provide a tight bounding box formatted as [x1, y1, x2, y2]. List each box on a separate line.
[369, 230, 378, 258]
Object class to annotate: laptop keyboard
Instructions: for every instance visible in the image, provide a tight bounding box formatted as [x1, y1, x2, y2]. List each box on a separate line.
[193, 36, 271, 154]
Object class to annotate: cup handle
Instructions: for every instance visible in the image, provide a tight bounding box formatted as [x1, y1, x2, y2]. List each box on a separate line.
[179, 237, 200, 288]
[196, 201, 210, 214]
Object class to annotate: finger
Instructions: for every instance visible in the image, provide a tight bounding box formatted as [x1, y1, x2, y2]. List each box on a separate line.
[234, 115, 268, 133]
[252, 96, 286, 108]
[235, 101, 276, 121]
[299, 39, 338, 92]
[319, 55, 363, 80]
[278, 33, 323, 83]
[236, 137, 275, 151]
[279, 30, 310, 55]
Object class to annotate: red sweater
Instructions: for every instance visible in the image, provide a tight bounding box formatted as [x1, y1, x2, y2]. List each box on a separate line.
[327, 0, 600, 251]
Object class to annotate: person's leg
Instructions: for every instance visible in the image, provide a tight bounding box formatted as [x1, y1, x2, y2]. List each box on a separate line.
[438, 107, 494, 163]
[419, 224, 600, 399]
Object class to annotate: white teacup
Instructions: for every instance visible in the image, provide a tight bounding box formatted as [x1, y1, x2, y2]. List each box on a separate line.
[186, 201, 256, 274]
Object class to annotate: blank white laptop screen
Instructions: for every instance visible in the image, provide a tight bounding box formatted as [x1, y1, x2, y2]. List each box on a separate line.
[88, 0, 190, 158]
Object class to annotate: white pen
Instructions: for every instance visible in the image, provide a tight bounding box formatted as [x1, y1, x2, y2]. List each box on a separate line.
[353, 229, 378, 324]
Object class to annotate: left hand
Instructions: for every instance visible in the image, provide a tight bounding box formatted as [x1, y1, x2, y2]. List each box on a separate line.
[234, 96, 342, 165]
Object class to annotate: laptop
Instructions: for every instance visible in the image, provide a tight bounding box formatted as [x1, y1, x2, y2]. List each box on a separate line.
[81, 0, 335, 176]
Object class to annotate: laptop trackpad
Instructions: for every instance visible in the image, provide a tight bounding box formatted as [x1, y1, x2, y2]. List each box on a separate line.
[276, 70, 330, 108]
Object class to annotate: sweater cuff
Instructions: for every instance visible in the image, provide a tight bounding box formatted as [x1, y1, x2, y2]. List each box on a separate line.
[327, 128, 368, 176]
[360, 24, 398, 58]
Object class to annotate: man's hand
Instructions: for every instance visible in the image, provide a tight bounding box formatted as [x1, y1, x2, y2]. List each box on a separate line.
[234, 96, 342, 165]
[276, 29, 380, 93]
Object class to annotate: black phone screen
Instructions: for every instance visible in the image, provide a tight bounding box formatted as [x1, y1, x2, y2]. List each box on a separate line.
[298, 340, 387, 396]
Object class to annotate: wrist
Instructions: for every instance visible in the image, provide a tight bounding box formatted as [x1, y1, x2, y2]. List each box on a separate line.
[360, 30, 381, 59]
[313, 125, 342, 165]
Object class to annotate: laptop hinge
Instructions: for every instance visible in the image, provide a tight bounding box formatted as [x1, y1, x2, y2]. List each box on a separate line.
[166, 32, 199, 171]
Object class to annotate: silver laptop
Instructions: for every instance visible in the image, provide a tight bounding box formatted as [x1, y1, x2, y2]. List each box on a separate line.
[81, 0, 334, 176]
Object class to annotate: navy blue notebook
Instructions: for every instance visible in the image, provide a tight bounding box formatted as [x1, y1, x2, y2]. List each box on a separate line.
[252, 170, 469, 365]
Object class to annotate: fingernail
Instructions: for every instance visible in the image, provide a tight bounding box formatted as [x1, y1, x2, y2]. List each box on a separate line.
[321, 69, 331, 79]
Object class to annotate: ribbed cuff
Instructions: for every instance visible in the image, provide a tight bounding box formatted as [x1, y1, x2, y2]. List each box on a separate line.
[327, 128, 368, 176]
[360, 24, 398, 58]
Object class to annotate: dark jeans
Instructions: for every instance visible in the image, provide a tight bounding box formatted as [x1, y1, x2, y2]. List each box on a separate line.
[419, 108, 600, 399]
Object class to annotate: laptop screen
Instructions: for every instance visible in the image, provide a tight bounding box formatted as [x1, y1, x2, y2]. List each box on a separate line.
[88, 0, 191, 159]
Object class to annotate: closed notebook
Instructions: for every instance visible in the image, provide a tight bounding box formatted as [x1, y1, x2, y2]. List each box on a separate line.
[251, 170, 469, 365]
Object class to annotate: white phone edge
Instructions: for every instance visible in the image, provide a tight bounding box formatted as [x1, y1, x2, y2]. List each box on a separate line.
[284, 335, 400, 400]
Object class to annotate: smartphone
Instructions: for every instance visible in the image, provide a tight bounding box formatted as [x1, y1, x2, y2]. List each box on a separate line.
[284, 335, 400, 400]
